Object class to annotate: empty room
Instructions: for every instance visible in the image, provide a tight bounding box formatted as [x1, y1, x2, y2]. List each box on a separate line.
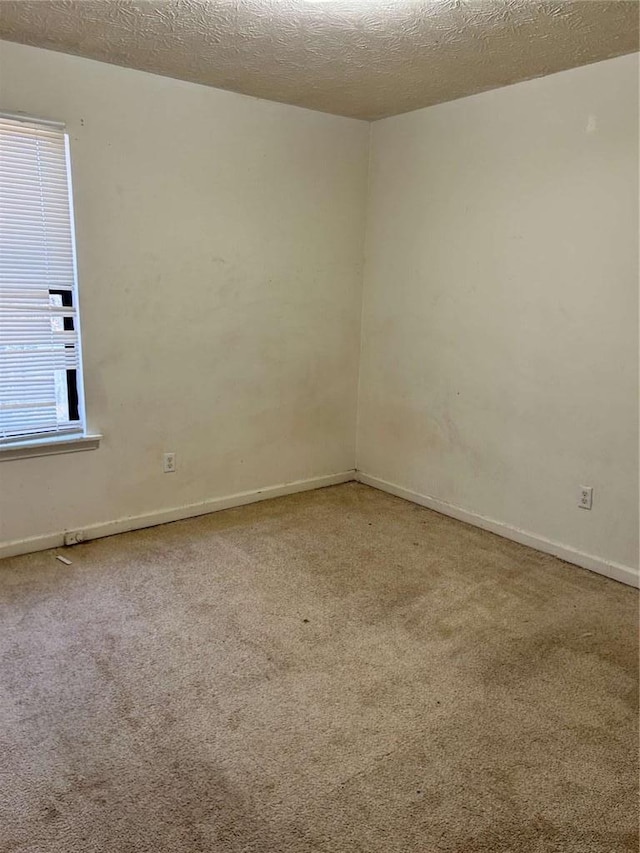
[0, 2, 637, 851]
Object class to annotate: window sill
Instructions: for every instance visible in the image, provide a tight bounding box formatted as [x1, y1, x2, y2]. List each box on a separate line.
[0, 433, 102, 462]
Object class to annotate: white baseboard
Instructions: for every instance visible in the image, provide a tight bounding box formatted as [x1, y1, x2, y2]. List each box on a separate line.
[356, 472, 639, 589]
[4, 468, 637, 589]
[0, 470, 356, 560]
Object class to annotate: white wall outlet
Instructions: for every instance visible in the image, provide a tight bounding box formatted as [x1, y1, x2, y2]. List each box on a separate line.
[578, 486, 593, 510]
[64, 530, 85, 546]
[163, 452, 176, 473]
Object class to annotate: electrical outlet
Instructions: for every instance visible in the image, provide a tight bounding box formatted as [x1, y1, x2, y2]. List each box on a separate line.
[163, 452, 176, 473]
[64, 530, 85, 546]
[578, 486, 593, 510]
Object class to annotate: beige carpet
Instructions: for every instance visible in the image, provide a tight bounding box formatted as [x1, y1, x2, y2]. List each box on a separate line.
[0, 483, 637, 853]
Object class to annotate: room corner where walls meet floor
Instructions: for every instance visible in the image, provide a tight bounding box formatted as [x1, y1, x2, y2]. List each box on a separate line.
[1, 470, 637, 590]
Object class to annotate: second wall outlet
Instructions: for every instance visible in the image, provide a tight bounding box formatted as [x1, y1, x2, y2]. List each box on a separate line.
[578, 486, 593, 510]
[163, 452, 176, 473]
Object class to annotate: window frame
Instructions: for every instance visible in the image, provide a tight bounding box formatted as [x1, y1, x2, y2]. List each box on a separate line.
[0, 111, 100, 461]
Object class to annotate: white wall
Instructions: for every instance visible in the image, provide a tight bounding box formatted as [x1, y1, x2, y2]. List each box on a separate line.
[1, 42, 637, 581]
[358, 54, 639, 575]
[0, 41, 369, 546]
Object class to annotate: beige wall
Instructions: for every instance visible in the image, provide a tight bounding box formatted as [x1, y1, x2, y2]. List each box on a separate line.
[1, 42, 637, 580]
[0, 41, 369, 545]
[358, 54, 639, 574]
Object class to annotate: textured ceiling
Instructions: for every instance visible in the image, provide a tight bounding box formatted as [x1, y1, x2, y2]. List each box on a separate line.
[0, 1, 637, 120]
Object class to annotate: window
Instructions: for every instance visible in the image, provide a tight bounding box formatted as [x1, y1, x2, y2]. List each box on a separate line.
[0, 114, 92, 454]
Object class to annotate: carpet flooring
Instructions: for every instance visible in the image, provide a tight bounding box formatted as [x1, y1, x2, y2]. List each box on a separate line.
[0, 483, 637, 853]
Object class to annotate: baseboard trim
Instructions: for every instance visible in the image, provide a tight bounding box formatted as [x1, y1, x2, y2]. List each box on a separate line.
[356, 472, 639, 589]
[0, 470, 356, 560]
[4, 469, 637, 589]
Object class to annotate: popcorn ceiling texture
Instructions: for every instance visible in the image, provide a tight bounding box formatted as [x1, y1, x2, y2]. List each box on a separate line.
[0, 1, 638, 120]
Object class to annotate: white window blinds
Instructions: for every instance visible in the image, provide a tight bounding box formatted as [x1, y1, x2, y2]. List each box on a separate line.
[0, 115, 86, 444]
